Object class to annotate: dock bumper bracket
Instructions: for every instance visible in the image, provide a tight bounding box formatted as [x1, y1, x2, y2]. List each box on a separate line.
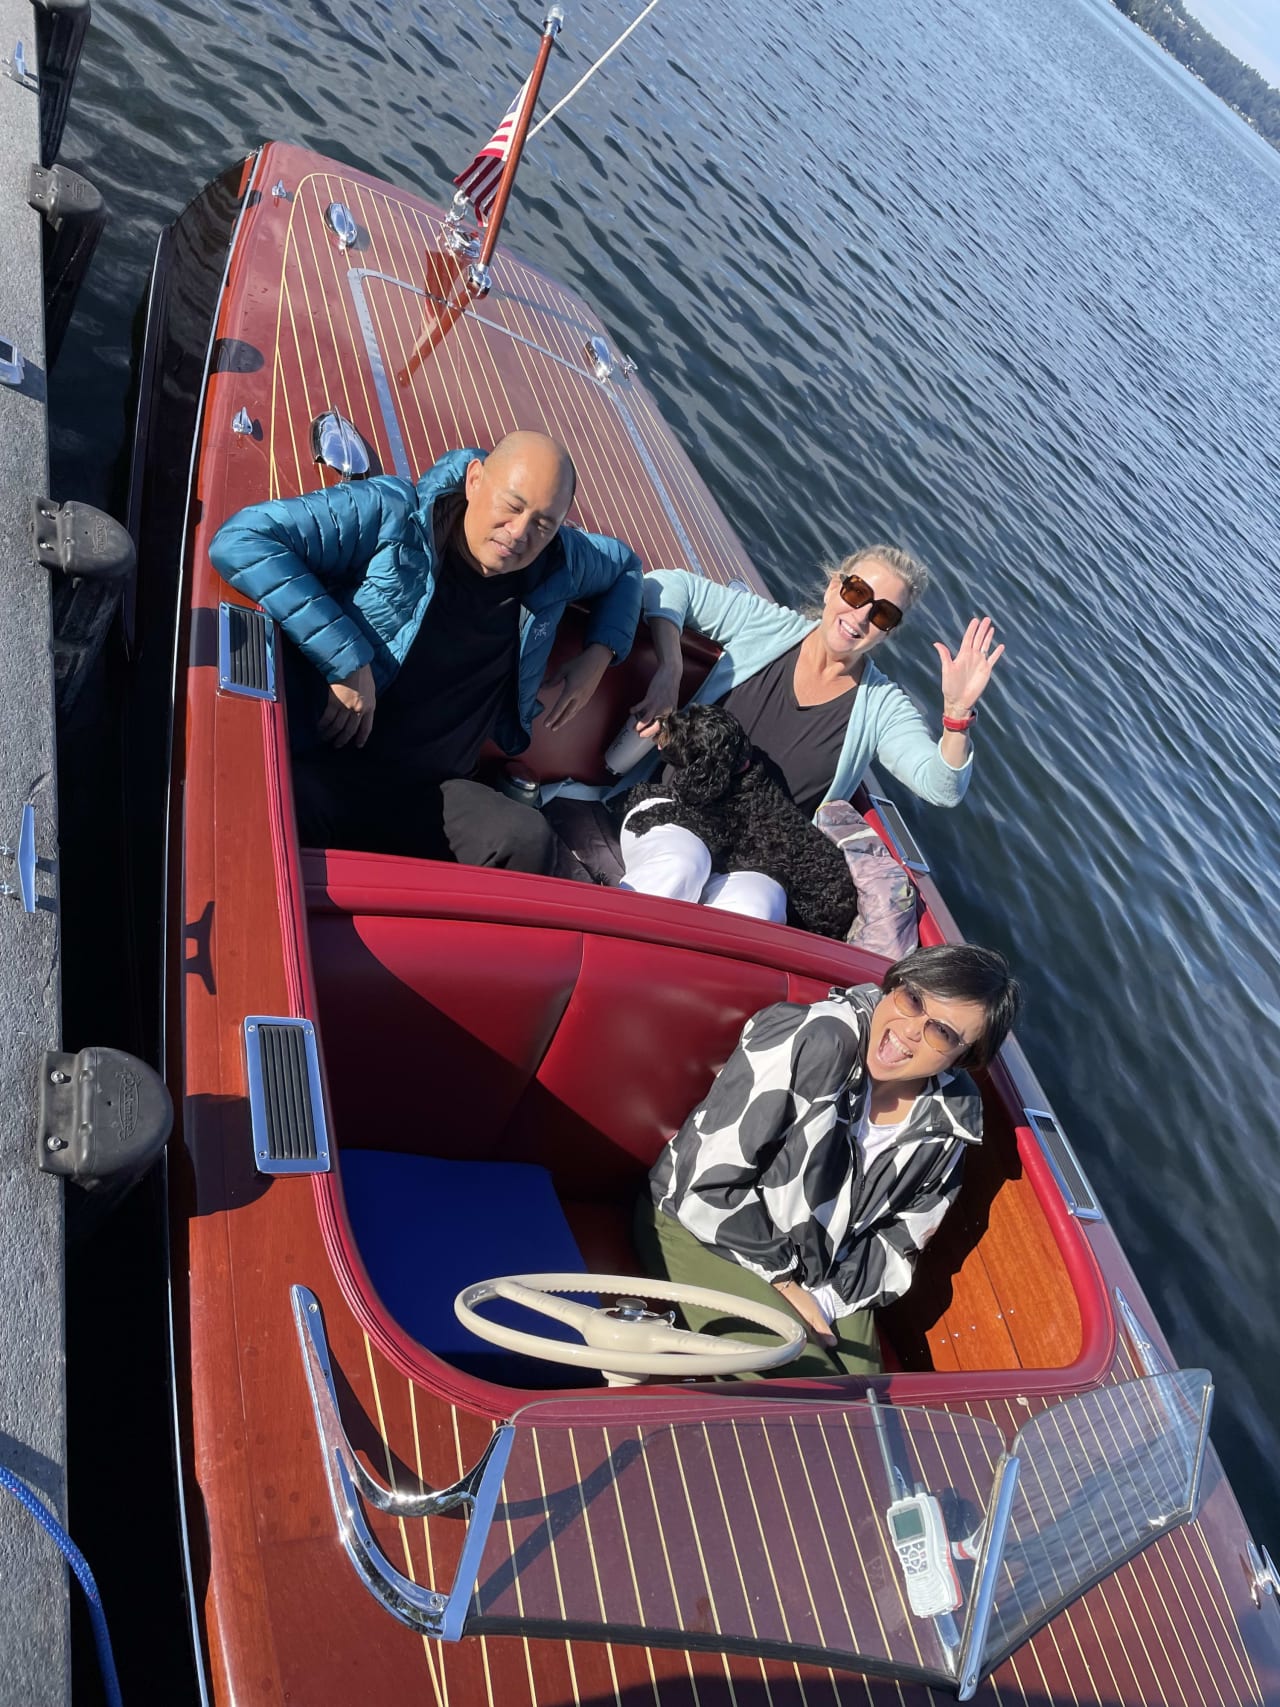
[38, 1046, 173, 1186]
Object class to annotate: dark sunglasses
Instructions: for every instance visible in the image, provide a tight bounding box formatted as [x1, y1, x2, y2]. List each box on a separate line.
[839, 573, 903, 633]
[890, 983, 966, 1055]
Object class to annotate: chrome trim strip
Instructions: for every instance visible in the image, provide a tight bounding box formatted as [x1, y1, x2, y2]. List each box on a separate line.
[345, 270, 414, 477]
[1023, 1107, 1103, 1222]
[956, 1452, 1021, 1700]
[1187, 1381, 1213, 1517]
[243, 1017, 331, 1174]
[1114, 1287, 1167, 1376]
[292, 1285, 514, 1638]
[868, 793, 929, 873]
[602, 380, 707, 578]
[217, 602, 277, 700]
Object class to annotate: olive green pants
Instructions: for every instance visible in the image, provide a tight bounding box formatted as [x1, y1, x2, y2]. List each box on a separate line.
[633, 1197, 881, 1379]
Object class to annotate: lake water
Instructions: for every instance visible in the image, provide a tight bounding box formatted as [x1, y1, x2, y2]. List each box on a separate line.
[50, 0, 1280, 1664]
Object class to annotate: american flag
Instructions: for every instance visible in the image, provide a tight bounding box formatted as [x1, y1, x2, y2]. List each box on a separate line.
[452, 74, 534, 223]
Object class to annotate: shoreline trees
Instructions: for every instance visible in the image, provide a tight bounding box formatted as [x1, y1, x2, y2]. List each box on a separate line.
[1112, 0, 1280, 149]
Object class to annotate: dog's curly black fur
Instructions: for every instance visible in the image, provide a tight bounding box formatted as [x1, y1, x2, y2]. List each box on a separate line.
[621, 703, 858, 939]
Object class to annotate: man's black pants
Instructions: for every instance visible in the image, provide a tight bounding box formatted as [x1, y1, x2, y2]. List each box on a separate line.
[291, 750, 558, 874]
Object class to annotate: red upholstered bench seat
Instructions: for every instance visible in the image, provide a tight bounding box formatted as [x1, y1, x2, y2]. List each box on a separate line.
[309, 910, 836, 1209]
[305, 855, 867, 1215]
[305, 856, 1097, 1383]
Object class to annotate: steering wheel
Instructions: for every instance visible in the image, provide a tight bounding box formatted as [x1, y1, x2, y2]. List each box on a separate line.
[454, 1272, 806, 1379]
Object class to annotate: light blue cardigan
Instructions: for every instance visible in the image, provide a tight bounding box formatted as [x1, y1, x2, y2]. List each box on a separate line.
[631, 569, 972, 808]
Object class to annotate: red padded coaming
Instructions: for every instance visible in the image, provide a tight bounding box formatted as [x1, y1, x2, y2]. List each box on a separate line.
[310, 914, 582, 1158]
[498, 934, 791, 1200]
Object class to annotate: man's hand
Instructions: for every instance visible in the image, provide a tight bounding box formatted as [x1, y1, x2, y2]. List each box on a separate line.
[772, 1278, 837, 1348]
[543, 642, 613, 732]
[318, 664, 376, 748]
[630, 659, 683, 736]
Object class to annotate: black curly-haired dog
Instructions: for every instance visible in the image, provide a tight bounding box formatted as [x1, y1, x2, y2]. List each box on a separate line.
[621, 703, 858, 939]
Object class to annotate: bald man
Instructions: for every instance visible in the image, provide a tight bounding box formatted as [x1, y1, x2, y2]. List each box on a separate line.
[211, 433, 642, 870]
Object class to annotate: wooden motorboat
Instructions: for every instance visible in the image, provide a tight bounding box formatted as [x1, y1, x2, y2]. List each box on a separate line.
[129, 135, 1280, 1705]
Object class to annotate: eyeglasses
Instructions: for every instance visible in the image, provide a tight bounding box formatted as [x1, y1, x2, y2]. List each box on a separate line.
[838, 574, 903, 633]
[890, 983, 966, 1055]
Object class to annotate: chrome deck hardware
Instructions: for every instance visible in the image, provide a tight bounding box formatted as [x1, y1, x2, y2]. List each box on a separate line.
[585, 335, 615, 381]
[231, 406, 254, 435]
[293, 1285, 513, 1639]
[868, 792, 929, 872]
[271, 178, 290, 200]
[443, 192, 481, 257]
[310, 409, 370, 480]
[467, 260, 492, 297]
[0, 804, 36, 912]
[1247, 1542, 1280, 1606]
[324, 200, 357, 250]
[1024, 1107, 1102, 1221]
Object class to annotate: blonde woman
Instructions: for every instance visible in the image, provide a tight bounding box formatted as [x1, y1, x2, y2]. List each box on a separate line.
[618, 549, 1003, 920]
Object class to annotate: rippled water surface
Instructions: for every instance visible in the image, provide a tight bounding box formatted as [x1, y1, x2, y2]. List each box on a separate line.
[54, 0, 1280, 1590]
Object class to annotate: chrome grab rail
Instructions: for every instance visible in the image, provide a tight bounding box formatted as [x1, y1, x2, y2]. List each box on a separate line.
[291, 1284, 513, 1639]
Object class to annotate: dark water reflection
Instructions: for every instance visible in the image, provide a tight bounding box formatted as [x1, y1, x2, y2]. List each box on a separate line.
[52, 0, 1280, 1642]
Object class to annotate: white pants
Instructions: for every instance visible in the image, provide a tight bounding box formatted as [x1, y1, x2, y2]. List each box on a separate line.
[618, 803, 787, 923]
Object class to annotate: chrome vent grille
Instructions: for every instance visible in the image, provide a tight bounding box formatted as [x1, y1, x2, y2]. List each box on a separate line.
[219, 602, 276, 699]
[1025, 1108, 1101, 1221]
[244, 1018, 330, 1175]
[868, 793, 928, 872]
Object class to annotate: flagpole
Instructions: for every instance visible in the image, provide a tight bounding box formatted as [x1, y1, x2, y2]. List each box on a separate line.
[474, 6, 564, 277]
[527, 0, 661, 142]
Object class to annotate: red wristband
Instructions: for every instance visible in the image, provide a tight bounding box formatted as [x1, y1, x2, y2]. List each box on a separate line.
[941, 709, 977, 732]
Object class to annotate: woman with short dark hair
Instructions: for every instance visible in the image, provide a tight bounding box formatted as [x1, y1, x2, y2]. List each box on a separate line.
[635, 944, 1022, 1376]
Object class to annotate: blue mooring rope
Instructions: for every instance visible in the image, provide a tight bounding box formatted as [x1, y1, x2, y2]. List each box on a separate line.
[0, 1460, 123, 1707]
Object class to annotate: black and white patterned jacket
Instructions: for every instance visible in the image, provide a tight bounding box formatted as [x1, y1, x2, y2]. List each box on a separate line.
[649, 984, 982, 1316]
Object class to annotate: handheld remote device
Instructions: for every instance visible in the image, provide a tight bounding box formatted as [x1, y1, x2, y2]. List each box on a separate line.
[885, 1490, 963, 1618]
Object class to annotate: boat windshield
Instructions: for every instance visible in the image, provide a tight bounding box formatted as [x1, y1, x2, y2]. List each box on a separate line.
[471, 1374, 1210, 1697]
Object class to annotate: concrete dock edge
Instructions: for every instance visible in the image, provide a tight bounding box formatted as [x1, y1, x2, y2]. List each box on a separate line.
[0, 0, 70, 1699]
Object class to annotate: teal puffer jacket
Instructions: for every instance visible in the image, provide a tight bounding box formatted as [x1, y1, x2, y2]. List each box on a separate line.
[209, 447, 643, 753]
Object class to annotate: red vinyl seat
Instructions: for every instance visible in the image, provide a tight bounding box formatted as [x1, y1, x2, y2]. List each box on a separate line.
[313, 912, 792, 1210]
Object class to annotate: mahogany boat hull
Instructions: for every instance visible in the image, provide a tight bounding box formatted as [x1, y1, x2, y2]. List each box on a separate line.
[135, 143, 1280, 1705]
